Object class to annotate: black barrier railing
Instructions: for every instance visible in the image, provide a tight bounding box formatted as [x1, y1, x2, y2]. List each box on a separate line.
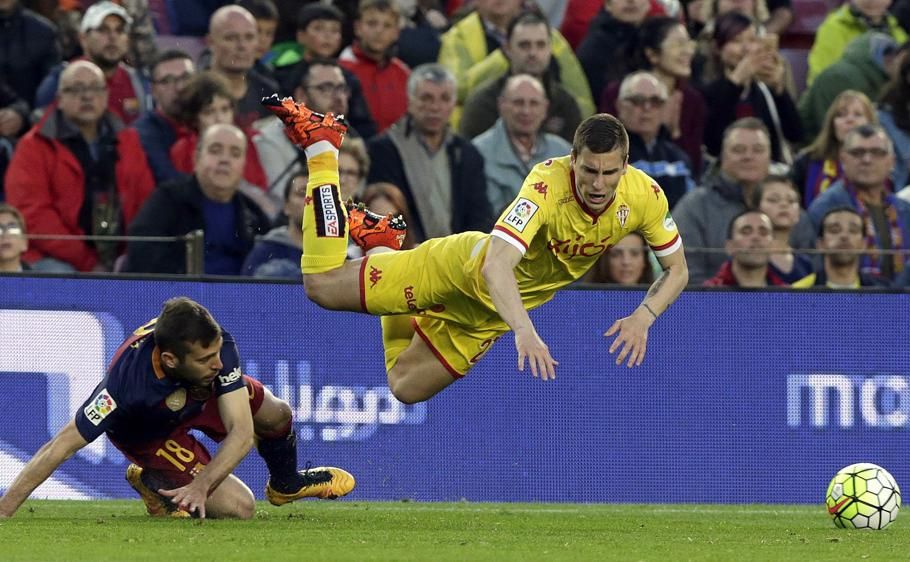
[20, 231, 206, 274]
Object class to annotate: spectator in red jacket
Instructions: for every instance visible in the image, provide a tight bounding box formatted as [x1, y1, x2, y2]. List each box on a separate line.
[5, 60, 155, 272]
[339, 0, 410, 133]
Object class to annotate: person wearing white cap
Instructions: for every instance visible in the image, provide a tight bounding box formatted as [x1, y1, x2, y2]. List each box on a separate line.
[34, 0, 152, 125]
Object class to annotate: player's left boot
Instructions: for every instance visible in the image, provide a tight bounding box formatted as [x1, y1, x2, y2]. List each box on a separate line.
[347, 202, 408, 252]
[125, 463, 191, 518]
[261, 94, 347, 149]
[265, 466, 356, 505]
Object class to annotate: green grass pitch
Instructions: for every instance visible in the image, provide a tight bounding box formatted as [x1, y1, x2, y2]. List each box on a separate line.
[0, 500, 905, 561]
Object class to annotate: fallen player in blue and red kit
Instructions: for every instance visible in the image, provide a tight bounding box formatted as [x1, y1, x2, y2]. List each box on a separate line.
[0, 297, 354, 519]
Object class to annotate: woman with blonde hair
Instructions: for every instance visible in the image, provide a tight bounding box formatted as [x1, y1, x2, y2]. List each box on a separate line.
[790, 90, 876, 208]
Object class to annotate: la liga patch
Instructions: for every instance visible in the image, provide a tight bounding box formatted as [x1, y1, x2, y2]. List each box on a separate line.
[84, 388, 117, 426]
[503, 198, 539, 233]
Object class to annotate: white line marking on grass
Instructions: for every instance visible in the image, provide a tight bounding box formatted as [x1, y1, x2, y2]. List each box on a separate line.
[335, 504, 821, 516]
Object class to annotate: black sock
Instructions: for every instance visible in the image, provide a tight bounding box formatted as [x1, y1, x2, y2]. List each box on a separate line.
[257, 429, 301, 489]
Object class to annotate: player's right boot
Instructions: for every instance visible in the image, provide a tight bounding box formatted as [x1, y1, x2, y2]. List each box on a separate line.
[261, 94, 347, 149]
[125, 464, 191, 518]
[347, 202, 408, 252]
[265, 466, 356, 505]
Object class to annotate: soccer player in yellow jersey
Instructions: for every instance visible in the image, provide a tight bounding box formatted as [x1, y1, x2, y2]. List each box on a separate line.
[262, 95, 689, 404]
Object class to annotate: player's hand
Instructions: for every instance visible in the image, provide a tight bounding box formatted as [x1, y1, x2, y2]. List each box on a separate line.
[515, 327, 559, 381]
[604, 308, 654, 368]
[160, 480, 208, 519]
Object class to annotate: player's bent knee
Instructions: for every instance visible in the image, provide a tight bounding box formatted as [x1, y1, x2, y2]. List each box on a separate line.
[216, 488, 256, 520]
[235, 495, 256, 520]
[208, 475, 256, 519]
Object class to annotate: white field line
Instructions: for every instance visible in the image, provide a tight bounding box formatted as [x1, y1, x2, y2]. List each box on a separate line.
[328, 504, 821, 516]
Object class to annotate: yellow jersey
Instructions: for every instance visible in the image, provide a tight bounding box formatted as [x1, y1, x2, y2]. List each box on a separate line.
[468, 156, 682, 310]
[362, 156, 683, 329]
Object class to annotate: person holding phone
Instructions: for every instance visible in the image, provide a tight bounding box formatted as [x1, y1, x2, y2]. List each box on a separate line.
[699, 11, 802, 163]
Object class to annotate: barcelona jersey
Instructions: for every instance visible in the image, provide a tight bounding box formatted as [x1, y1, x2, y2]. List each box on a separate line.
[74, 318, 246, 446]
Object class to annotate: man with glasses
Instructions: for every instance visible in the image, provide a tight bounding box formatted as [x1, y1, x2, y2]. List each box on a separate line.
[0, 203, 28, 272]
[5, 60, 155, 272]
[271, 4, 377, 139]
[254, 59, 357, 199]
[615, 71, 694, 209]
[135, 50, 196, 183]
[808, 124, 910, 281]
[35, 1, 151, 125]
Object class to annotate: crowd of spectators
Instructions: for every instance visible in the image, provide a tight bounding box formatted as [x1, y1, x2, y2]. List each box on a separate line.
[0, 0, 908, 288]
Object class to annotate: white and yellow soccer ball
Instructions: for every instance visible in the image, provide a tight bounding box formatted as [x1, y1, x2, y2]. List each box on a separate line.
[826, 463, 901, 530]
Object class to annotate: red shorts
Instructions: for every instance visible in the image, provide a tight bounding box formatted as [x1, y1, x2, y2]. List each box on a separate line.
[111, 376, 265, 487]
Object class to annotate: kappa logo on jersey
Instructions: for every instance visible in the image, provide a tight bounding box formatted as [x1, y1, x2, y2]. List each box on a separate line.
[218, 366, 242, 386]
[369, 265, 382, 288]
[314, 185, 343, 237]
[663, 212, 677, 232]
[84, 388, 117, 426]
[504, 198, 539, 232]
[616, 204, 630, 228]
[651, 182, 661, 199]
[532, 182, 548, 198]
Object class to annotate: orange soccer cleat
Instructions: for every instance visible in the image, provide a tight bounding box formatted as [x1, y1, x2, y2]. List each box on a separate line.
[261, 94, 347, 149]
[347, 202, 408, 252]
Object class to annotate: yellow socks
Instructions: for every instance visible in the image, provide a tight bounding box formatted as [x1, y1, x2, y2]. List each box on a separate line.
[300, 149, 348, 274]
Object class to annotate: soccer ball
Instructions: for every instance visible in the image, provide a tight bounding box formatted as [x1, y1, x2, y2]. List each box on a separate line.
[826, 463, 901, 529]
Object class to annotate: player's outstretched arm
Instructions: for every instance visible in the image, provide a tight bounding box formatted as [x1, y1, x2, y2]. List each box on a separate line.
[158, 388, 254, 519]
[482, 236, 559, 380]
[0, 420, 88, 518]
[605, 247, 688, 367]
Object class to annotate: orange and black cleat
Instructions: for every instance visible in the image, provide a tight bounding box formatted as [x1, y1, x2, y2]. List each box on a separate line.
[347, 202, 408, 252]
[261, 94, 347, 149]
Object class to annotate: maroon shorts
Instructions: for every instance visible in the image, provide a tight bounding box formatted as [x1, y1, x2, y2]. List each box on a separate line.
[112, 376, 265, 487]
